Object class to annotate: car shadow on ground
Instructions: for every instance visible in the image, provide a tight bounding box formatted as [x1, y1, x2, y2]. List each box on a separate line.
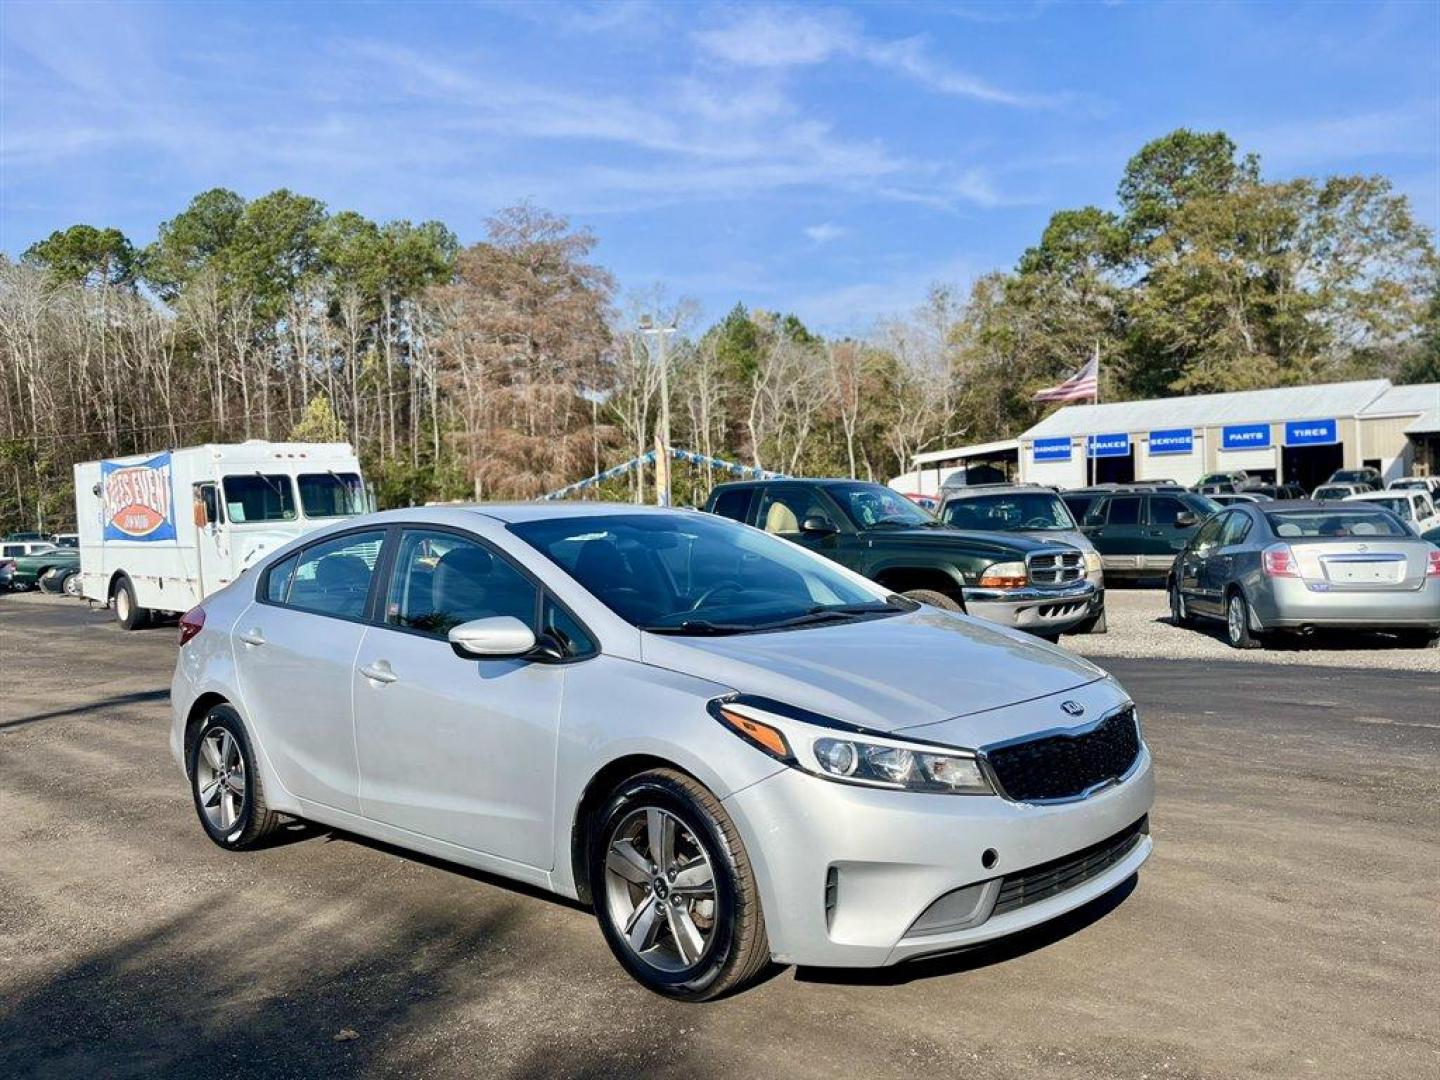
[792, 874, 1138, 988]
[1152, 615, 1429, 653]
[0, 688, 171, 731]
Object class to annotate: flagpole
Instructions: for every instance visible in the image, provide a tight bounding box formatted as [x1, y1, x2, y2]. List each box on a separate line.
[1088, 340, 1100, 488]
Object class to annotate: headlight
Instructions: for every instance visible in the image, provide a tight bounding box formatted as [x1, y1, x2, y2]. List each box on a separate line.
[977, 560, 1027, 588]
[711, 696, 994, 795]
[1083, 551, 1103, 574]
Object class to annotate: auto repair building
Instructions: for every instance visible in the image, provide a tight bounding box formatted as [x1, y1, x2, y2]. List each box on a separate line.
[1015, 379, 1439, 492]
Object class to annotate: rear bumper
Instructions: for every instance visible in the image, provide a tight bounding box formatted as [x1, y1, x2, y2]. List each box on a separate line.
[1252, 577, 1440, 630]
[965, 579, 1098, 634]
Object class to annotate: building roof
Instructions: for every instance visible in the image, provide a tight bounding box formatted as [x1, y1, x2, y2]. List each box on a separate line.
[1361, 382, 1439, 418]
[1405, 409, 1440, 436]
[912, 439, 1020, 466]
[1020, 380, 1393, 440]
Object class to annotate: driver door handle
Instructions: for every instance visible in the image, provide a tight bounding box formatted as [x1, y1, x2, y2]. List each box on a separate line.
[359, 661, 399, 685]
[238, 629, 266, 647]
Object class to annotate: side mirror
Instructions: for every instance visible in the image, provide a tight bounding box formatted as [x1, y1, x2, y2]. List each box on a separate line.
[448, 616, 537, 659]
[193, 500, 211, 527]
[1175, 512, 1198, 528]
[801, 515, 838, 535]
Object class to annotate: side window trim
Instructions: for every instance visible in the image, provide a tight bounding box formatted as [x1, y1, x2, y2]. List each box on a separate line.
[373, 522, 599, 662]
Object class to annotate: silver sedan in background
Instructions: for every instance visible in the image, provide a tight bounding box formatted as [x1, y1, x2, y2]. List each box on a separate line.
[1168, 501, 1440, 649]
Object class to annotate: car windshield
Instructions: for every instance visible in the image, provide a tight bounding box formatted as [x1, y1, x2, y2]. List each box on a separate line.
[1356, 496, 1413, 520]
[1265, 510, 1409, 538]
[297, 472, 366, 517]
[942, 492, 1075, 531]
[827, 484, 939, 529]
[222, 474, 297, 523]
[1313, 486, 1349, 500]
[1199, 474, 1235, 485]
[1331, 470, 1372, 484]
[510, 512, 901, 634]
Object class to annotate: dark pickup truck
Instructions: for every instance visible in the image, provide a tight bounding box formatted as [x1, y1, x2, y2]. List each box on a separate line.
[703, 478, 1102, 639]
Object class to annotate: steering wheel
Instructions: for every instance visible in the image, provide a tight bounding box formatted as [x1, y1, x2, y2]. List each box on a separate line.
[689, 582, 746, 611]
[1021, 516, 1053, 529]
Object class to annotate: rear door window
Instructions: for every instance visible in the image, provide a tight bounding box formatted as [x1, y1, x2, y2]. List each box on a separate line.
[708, 488, 753, 523]
[1104, 496, 1141, 525]
[284, 530, 386, 619]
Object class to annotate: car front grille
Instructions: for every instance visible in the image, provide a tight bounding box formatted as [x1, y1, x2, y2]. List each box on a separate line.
[982, 706, 1141, 803]
[1027, 549, 1085, 585]
[992, 815, 1149, 918]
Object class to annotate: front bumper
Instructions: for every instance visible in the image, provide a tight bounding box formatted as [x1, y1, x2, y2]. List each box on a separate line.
[1252, 576, 1440, 631]
[722, 745, 1154, 968]
[964, 578, 1098, 635]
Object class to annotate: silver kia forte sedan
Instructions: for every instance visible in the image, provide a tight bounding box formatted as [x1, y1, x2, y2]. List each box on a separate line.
[171, 504, 1154, 999]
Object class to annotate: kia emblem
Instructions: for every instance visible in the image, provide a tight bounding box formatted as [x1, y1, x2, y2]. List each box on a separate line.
[1061, 700, 1085, 717]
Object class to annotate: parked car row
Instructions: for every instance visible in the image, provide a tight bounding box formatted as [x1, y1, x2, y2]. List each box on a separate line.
[0, 532, 81, 595]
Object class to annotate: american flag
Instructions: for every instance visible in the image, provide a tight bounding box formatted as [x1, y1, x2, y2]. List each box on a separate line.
[1033, 346, 1099, 403]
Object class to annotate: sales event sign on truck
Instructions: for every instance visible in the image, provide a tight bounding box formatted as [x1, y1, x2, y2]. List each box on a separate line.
[101, 453, 177, 541]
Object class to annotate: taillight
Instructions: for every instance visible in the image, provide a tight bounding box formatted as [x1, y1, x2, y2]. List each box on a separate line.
[179, 606, 206, 646]
[1262, 544, 1300, 577]
[1427, 550, 1440, 577]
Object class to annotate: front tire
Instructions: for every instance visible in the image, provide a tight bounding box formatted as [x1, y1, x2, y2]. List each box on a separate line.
[901, 588, 963, 612]
[62, 570, 82, 597]
[1225, 590, 1260, 649]
[589, 769, 771, 1001]
[39, 567, 66, 594]
[188, 704, 282, 850]
[112, 575, 150, 630]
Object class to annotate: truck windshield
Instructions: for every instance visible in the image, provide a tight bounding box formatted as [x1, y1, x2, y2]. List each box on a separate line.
[827, 484, 939, 529]
[222, 474, 297, 523]
[298, 472, 366, 518]
[943, 493, 1075, 531]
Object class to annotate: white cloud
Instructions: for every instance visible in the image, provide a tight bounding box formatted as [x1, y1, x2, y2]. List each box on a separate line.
[805, 222, 846, 243]
[692, 5, 1067, 109]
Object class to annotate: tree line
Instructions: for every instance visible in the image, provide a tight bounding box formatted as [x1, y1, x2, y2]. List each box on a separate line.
[1, 128, 1435, 532]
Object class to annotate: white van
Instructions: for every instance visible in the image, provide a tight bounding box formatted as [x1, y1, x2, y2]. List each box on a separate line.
[75, 441, 369, 628]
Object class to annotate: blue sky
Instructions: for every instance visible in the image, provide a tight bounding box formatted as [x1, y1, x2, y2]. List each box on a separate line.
[3, 1, 1437, 332]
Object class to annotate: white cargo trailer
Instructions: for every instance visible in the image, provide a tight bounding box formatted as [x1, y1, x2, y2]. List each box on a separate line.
[75, 441, 368, 628]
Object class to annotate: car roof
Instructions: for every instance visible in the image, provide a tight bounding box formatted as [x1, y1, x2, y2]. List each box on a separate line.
[941, 484, 1054, 499]
[710, 477, 888, 492]
[360, 502, 707, 526]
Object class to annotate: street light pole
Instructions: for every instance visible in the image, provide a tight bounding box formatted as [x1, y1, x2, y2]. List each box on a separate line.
[639, 315, 677, 507]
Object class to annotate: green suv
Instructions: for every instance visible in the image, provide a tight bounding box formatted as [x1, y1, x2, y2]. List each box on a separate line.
[1079, 490, 1220, 580]
[704, 479, 1099, 639]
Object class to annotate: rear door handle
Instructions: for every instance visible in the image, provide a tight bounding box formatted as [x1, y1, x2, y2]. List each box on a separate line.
[359, 661, 399, 685]
[238, 629, 266, 647]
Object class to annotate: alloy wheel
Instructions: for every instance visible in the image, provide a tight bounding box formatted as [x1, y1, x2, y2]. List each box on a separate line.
[1227, 597, 1244, 644]
[63, 572, 81, 597]
[196, 728, 246, 832]
[603, 807, 717, 973]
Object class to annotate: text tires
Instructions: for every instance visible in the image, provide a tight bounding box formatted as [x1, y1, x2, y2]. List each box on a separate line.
[112, 575, 150, 631]
[589, 769, 770, 1001]
[188, 704, 282, 850]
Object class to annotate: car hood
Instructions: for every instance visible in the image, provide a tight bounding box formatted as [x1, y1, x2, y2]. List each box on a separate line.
[866, 526, 1062, 557]
[639, 608, 1106, 732]
[1013, 528, 1094, 553]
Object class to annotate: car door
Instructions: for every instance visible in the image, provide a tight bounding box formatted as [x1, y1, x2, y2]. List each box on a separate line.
[1201, 511, 1254, 606]
[1176, 512, 1227, 614]
[351, 525, 569, 869]
[750, 484, 855, 567]
[1143, 494, 1197, 571]
[1085, 495, 1144, 572]
[232, 528, 387, 815]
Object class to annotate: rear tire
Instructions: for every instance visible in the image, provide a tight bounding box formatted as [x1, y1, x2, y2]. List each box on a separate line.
[901, 588, 963, 612]
[589, 769, 771, 1001]
[1225, 590, 1259, 649]
[112, 575, 150, 630]
[188, 704, 283, 850]
[38, 567, 66, 594]
[1169, 578, 1194, 627]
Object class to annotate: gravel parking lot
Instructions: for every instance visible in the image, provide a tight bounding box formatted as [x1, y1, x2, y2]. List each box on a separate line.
[3, 590, 1438, 1080]
[1071, 586, 1440, 672]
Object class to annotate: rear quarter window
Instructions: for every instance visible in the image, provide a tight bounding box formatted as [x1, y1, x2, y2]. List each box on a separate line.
[708, 488, 753, 522]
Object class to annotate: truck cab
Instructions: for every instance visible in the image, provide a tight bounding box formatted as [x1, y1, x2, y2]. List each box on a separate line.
[76, 441, 370, 628]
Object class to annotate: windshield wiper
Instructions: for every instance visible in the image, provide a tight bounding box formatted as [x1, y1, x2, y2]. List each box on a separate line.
[641, 619, 757, 636]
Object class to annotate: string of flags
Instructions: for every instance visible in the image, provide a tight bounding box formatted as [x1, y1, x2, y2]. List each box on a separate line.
[540, 448, 786, 501]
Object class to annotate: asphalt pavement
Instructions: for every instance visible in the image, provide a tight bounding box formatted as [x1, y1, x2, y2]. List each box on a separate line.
[2, 591, 1437, 1079]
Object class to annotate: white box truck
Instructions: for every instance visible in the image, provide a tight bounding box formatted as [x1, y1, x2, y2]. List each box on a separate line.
[75, 441, 369, 628]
